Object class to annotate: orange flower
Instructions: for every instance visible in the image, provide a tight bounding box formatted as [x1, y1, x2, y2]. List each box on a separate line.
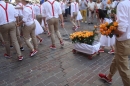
[103, 27, 108, 31]
[94, 25, 98, 28]
[107, 0, 111, 4]
[113, 22, 118, 27]
[105, 22, 109, 26]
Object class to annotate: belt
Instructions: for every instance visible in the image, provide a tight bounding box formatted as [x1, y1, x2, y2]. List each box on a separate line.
[0, 21, 15, 26]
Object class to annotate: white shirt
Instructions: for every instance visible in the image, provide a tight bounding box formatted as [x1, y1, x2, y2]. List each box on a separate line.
[60, 1, 66, 12]
[88, 1, 95, 11]
[35, 4, 42, 15]
[116, 0, 130, 41]
[0, 1, 18, 25]
[22, 4, 34, 26]
[71, 2, 79, 16]
[102, 0, 107, 10]
[111, 1, 119, 8]
[96, 2, 102, 9]
[42, 0, 62, 20]
[15, 3, 23, 16]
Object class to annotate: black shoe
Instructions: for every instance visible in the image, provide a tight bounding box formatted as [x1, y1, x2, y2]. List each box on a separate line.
[10, 46, 13, 49]
[88, 23, 91, 25]
[20, 47, 24, 51]
[91, 22, 93, 24]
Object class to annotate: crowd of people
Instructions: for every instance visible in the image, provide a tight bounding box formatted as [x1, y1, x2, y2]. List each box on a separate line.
[0, 0, 130, 85]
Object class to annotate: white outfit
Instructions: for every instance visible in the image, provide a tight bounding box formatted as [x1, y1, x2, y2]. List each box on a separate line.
[42, 0, 62, 20]
[60, 1, 66, 13]
[15, 3, 23, 16]
[0, 1, 18, 25]
[116, 0, 130, 41]
[96, 2, 102, 9]
[76, 11, 83, 20]
[22, 4, 34, 26]
[88, 1, 95, 11]
[35, 4, 42, 15]
[100, 18, 115, 47]
[34, 19, 44, 35]
[71, 2, 79, 17]
[111, 1, 119, 8]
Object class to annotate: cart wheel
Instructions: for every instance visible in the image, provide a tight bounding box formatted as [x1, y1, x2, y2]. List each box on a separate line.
[97, 52, 100, 55]
[88, 55, 92, 60]
[72, 49, 76, 54]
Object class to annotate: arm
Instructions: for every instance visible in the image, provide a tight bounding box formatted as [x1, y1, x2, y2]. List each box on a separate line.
[42, 3, 47, 28]
[58, 3, 64, 28]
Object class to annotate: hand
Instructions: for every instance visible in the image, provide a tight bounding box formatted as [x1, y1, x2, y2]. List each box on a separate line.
[45, 23, 48, 28]
[16, 23, 20, 27]
[61, 22, 64, 28]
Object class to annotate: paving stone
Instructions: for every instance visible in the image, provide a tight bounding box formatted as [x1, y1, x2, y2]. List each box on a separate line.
[0, 18, 127, 86]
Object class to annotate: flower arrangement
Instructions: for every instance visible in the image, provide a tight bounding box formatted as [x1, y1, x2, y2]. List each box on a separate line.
[99, 22, 118, 38]
[70, 30, 96, 45]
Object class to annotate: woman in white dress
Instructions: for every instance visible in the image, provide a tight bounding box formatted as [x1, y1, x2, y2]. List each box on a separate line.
[95, 0, 102, 23]
[98, 11, 115, 54]
[76, 0, 83, 28]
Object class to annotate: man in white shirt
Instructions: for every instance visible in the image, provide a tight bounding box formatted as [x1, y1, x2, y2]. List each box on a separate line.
[15, 0, 24, 51]
[18, 0, 38, 57]
[99, 0, 130, 85]
[0, 0, 23, 60]
[35, 0, 42, 25]
[88, 0, 95, 24]
[42, 0, 64, 49]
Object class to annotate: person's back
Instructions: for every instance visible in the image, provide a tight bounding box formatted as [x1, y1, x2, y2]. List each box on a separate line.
[0, 1, 17, 25]
[43, 0, 61, 20]
[116, 0, 130, 41]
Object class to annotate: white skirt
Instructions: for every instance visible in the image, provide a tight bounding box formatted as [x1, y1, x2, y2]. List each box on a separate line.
[41, 20, 48, 28]
[76, 11, 83, 20]
[100, 35, 115, 47]
[34, 19, 44, 35]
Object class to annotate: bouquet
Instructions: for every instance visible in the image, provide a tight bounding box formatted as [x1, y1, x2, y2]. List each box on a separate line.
[99, 22, 118, 38]
[70, 30, 97, 45]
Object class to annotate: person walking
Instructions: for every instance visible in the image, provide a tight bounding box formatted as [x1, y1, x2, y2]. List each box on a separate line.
[99, 0, 130, 86]
[42, 0, 64, 49]
[0, 0, 23, 60]
[17, 0, 38, 57]
[79, 0, 87, 23]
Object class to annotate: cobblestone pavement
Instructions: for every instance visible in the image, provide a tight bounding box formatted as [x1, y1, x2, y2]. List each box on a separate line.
[0, 18, 130, 86]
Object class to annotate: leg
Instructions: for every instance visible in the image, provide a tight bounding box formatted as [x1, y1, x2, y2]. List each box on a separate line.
[83, 10, 87, 22]
[54, 18, 63, 42]
[23, 25, 34, 51]
[0, 26, 10, 55]
[9, 22, 22, 56]
[30, 23, 38, 50]
[0, 32, 4, 43]
[16, 27, 23, 48]
[47, 18, 55, 46]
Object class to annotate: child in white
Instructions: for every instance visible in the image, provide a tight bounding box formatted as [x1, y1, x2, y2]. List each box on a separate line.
[99, 18, 115, 54]
[88, 0, 95, 24]
[95, 0, 102, 23]
[71, 0, 79, 31]
[76, 0, 83, 28]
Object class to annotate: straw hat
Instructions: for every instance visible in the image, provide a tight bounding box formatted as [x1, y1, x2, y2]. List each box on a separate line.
[35, 0, 40, 3]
